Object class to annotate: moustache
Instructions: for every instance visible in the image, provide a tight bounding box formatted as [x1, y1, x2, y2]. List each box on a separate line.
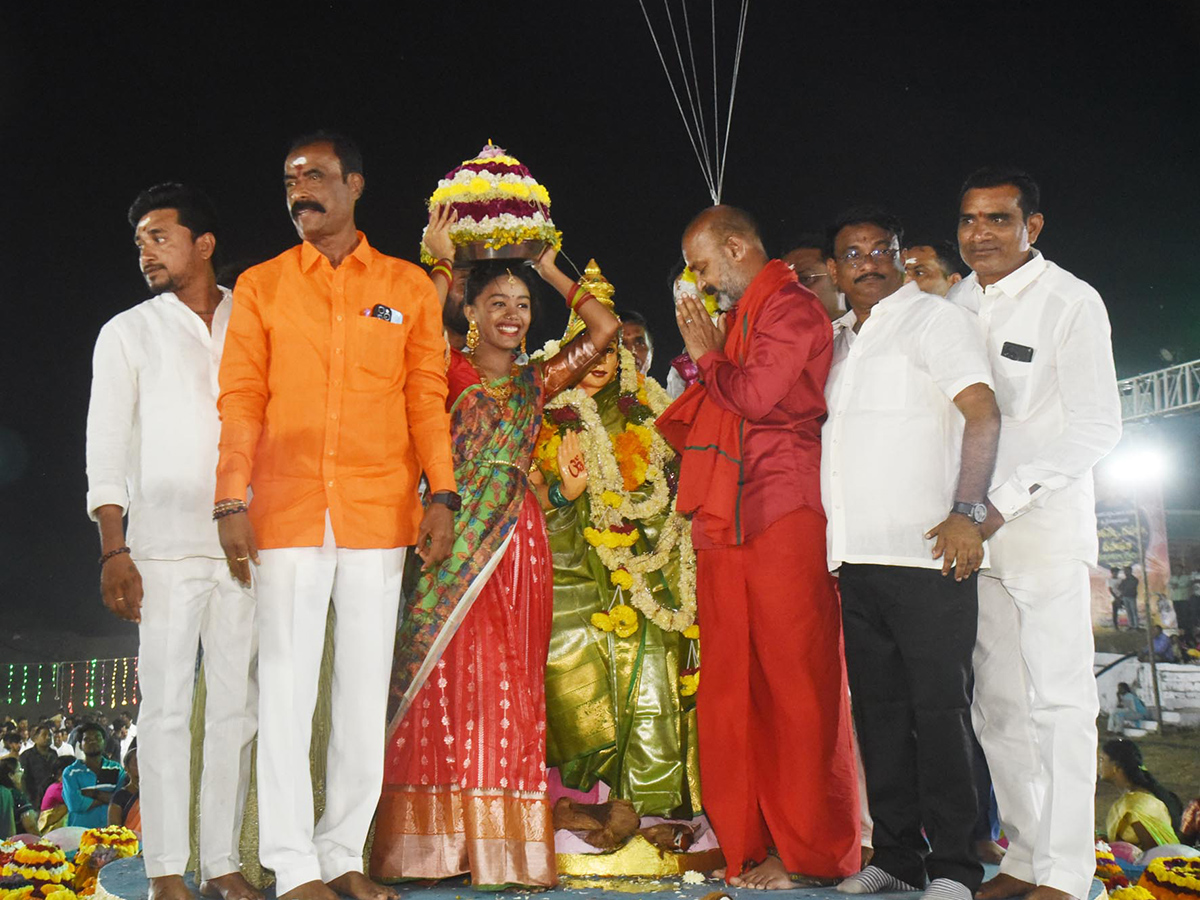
[854, 272, 885, 283]
[290, 199, 326, 218]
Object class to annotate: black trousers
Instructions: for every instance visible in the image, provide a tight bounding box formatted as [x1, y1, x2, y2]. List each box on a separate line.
[840, 563, 983, 891]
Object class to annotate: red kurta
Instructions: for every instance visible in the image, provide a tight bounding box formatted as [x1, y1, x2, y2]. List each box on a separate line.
[659, 260, 860, 880]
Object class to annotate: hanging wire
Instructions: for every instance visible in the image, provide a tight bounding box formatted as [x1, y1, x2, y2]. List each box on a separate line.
[639, 0, 750, 206]
[664, 0, 713, 185]
[717, 0, 750, 203]
[637, 0, 718, 203]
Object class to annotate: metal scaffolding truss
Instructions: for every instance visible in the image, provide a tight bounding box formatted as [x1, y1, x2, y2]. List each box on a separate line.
[1119, 359, 1200, 421]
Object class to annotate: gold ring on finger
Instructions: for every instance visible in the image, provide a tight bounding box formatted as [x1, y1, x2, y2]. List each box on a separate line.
[685, 318, 694, 324]
[236, 556, 249, 562]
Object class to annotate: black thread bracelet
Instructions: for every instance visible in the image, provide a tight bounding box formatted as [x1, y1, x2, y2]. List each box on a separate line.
[99, 546, 131, 567]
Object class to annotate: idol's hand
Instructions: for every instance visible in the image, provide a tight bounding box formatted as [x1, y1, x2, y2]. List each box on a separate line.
[423, 204, 457, 262]
[557, 430, 588, 500]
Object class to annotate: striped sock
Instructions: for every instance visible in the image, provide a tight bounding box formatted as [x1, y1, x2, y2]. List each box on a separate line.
[921, 879, 973, 900]
[837, 866, 921, 894]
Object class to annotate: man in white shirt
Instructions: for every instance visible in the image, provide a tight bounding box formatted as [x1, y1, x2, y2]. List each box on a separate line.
[86, 184, 260, 900]
[823, 209, 1000, 900]
[902, 240, 964, 298]
[948, 168, 1122, 900]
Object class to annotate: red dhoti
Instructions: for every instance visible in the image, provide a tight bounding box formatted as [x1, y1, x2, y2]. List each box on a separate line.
[696, 506, 860, 880]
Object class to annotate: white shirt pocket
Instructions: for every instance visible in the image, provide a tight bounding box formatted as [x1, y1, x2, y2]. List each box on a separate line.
[857, 354, 909, 410]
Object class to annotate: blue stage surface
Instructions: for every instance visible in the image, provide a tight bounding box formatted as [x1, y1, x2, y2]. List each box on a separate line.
[97, 859, 1106, 900]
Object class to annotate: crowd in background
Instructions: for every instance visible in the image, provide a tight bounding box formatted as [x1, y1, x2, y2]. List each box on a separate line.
[0, 711, 139, 838]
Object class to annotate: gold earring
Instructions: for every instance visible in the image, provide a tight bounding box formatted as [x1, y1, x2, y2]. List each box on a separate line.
[466, 319, 480, 350]
[520, 335, 527, 355]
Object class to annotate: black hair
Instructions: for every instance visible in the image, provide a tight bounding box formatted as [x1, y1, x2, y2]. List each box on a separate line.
[0, 757, 19, 791]
[1102, 738, 1183, 832]
[110, 715, 130, 731]
[122, 740, 138, 768]
[286, 130, 364, 180]
[54, 756, 73, 778]
[959, 166, 1041, 220]
[127, 182, 219, 241]
[462, 260, 541, 314]
[78, 721, 107, 742]
[31, 721, 52, 736]
[783, 231, 830, 260]
[825, 207, 905, 259]
[905, 238, 964, 277]
[2, 731, 19, 745]
[616, 309, 652, 351]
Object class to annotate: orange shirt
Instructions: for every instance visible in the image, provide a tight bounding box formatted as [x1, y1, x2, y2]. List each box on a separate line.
[216, 233, 454, 550]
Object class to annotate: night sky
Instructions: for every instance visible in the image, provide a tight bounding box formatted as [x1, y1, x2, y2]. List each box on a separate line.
[4, 2, 1200, 637]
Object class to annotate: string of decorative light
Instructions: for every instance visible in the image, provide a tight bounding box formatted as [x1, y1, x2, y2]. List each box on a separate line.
[0, 658, 140, 712]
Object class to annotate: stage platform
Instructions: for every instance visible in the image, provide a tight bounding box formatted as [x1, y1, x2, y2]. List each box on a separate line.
[97, 860, 1107, 900]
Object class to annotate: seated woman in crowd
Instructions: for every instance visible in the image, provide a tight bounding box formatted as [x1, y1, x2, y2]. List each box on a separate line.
[107, 744, 139, 830]
[38, 756, 74, 833]
[1100, 738, 1182, 849]
[0, 757, 37, 836]
[1108, 682, 1149, 733]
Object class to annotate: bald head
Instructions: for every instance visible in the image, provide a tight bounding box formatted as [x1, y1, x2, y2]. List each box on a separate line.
[681, 205, 769, 309]
[684, 205, 765, 251]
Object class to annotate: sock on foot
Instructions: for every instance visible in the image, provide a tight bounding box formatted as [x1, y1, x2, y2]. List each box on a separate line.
[922, 879, 973, 900]
[838, 865, 921, 895]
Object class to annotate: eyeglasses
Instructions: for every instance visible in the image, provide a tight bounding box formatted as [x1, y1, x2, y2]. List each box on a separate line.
[796, 272, 829, 287]
[837, 247, 899, 268]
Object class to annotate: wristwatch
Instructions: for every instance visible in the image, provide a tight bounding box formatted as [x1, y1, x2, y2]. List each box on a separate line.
[428, 491, 462, 512]
[952, 500, 988, 524]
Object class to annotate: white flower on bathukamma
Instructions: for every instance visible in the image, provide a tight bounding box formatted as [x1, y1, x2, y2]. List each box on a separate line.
[534, 345, 697, 634]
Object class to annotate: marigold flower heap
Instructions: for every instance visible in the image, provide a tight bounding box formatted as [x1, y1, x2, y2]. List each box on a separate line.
[0, 841, 76, 900]
[420, 141, 562, 263]
[72, 828, 138, 899]
[1095, 840, 1128, 891]
[1138, 857, 1200, 900]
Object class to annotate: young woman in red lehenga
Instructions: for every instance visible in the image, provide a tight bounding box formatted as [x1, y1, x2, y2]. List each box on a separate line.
[370, 210, 618, 889]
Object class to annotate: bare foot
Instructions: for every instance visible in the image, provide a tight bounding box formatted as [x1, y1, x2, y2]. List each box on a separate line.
[326, 871, 398, 900]
[1025, 888, 1080, 900]
[976, 874, 1036, 900]
[149, 875, 192, 900]
[200, 872, 264, 900]
[278, 880, 338, 900]
[974, 840, 1006, 866]
[711, 867, 727, 881]
[730, 856, 793, 891]
[861, 846, 875, 870]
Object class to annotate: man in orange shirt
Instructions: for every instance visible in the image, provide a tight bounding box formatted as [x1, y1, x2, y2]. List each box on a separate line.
[216, 132, 456, 900]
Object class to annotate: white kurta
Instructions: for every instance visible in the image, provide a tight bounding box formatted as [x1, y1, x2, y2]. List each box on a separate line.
[85, 289, 257, 880]
[950, 251, 1121, 898]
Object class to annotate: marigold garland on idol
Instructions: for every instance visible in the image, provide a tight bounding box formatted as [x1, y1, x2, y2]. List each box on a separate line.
[420, 140, 562, 264]
[532, 259, 698, 639]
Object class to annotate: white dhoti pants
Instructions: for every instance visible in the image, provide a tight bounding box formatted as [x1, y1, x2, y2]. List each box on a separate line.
[254, 521, 405, 896]
[136, 557, 258, 880]
[972, 563, 1098, 900]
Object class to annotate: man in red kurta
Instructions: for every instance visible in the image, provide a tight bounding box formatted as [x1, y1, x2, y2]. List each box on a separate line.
[658, 206, 860, 890]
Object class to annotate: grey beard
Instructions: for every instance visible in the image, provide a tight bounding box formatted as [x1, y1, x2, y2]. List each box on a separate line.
[716, 291, 738, 311]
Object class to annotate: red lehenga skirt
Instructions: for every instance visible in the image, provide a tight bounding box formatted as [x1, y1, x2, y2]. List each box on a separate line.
[371, 491, 557, 887]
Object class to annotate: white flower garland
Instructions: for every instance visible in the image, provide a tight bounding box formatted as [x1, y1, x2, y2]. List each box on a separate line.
[541, 347, 697, 633]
